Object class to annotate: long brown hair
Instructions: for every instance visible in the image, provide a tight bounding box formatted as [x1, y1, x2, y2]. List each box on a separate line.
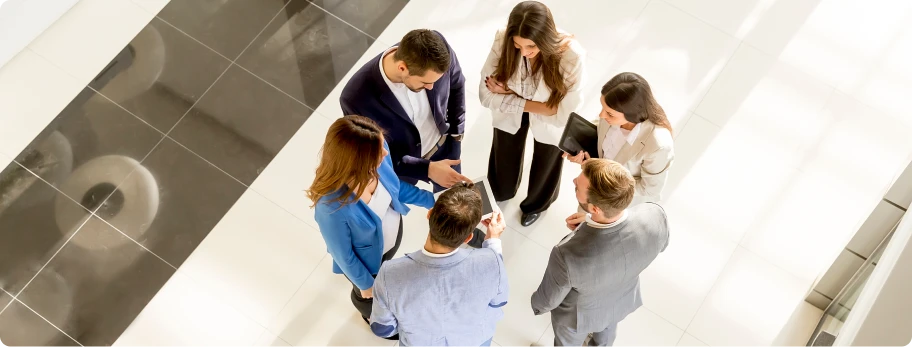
[307, 115, 385, 208]
[601, 72, 673, 135]
[494, 1, 569, 109]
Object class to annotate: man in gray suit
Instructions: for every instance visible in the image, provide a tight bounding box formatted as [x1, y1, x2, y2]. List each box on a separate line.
[531, 159, 670, 346]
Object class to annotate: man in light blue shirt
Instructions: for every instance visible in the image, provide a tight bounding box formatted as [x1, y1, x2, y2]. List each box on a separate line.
[370, 182, 509, 346]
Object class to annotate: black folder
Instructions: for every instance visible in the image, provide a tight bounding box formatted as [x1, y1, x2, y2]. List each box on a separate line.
[558, 112, 599, 158]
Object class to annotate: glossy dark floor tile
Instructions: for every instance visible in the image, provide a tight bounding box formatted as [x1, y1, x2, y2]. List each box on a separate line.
[0, 162, 92, 294]
[311, 0, 408, 38]
[0, 291, 10, 313]
[236, 0, 375, 107]
[11, 87, 164, 213]
[96, 138, 247, 268]
[168, 65, 314, 185]
[17, 217, 176, 346]
[0, 299, 79, 346]
[157, 0, 292, 59]
[89, 18, 232, 133]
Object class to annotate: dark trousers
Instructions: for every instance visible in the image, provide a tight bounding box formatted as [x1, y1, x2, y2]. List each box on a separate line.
[347, 219, 403, 320]
[488, 112, 564, 214]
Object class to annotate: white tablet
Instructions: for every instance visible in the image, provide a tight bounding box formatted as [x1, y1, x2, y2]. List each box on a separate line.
[434, 176, 501, 221]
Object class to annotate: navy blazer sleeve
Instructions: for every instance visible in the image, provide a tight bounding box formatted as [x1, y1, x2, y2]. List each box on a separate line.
[444, 36, 466, 135]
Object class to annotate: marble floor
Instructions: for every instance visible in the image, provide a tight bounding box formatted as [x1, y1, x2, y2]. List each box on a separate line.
[2, 0, 912, 346]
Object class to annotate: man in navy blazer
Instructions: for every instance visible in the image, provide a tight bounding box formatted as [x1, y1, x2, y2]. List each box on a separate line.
[341, 29, 470, 193]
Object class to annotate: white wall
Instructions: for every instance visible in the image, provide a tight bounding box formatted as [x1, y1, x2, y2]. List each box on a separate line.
[0, 0, 80, 69]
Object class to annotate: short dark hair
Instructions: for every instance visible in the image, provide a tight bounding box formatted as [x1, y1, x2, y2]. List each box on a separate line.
[394, 29, 450, 76]
[428, 182, 483, 248]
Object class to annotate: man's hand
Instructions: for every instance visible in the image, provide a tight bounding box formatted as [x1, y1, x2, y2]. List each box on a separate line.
[428, 159, 470, 188]
[482, 211, 506, 239]
[562, 151, 590, 165]
[360, 287, 373, 299]
[565, 212, 587, 231]
[485, 76, 512, 94]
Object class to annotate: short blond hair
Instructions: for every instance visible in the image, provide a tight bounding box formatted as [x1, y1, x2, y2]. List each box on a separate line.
[582, 159, 636, 216]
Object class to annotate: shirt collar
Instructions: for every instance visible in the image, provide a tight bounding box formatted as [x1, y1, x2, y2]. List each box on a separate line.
[624, 123, 642, 145]
[421, 247, 460, 258]
[585, 210, 628, 229]
[380, 47, 405, 91]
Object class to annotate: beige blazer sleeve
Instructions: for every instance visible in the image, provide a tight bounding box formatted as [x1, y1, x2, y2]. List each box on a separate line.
[634, 128, 674, 203]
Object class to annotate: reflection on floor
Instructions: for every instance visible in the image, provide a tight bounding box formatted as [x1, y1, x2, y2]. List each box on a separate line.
[0, 0, 405, 345]
[2, 0, 912, 346]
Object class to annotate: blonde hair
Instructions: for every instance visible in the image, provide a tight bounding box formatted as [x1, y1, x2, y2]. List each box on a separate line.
[582, 159, 636, 216]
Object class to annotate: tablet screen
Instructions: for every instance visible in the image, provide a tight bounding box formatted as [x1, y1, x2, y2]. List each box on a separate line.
[474, 180, 494, 216]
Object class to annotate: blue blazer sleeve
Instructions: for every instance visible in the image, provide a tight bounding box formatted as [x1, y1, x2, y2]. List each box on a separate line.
[315, 212, 375, 290]
[397, 180, 435, 209]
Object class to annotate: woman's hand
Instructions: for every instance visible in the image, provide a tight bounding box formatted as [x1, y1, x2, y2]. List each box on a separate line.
[562, 151, 590, 165]
[360, 287, 373, 299]
[485, 76, 512, 94]
[566, 212, 587, 231]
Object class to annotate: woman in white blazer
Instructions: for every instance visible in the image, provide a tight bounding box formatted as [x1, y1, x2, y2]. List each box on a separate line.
[479, 1, 585, 227]
[565, 72, 674, 206]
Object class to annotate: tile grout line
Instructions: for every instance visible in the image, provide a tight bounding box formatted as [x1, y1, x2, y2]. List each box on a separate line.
[11, 197, 99, 298]
[0, 164, 101, 345]
[689, 40, 743, 119]
[230, 63, 321, 114]
[9, 294, 85, 346]
[679, 244, 740, 335]
[258, 253, 330, 339]
[658, 0, 741, 42]
[0, 288, 13, 316]
[306, 0, 378, 41]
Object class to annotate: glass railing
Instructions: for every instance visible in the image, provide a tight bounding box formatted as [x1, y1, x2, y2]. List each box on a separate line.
[807, 221, 898, 346]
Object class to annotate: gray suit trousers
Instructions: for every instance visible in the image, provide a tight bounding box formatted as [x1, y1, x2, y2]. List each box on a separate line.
[554, 322, 618, 346]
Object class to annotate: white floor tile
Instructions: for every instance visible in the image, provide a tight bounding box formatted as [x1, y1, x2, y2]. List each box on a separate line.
[774, 0, 912, 90]
[249, 115, 333, 229]
[492, 237, 553, 346]
[130, 0, 171, 15]
[693, 43, 835, 170]
[178, 190, 327, 326]
[114, 272, 263, 346]
[662, 123, 803, 244]
[252, 329, 292, 347]
[664, 113, 719, 197]
[640, 226, 738, 329]
[0, 49, 83, 158]
[27, 0, 155, 84]
[839, 24, 912, 128]
[739, 92, 912, 281]
[266, 257, 397, 346]
[677, 332, 708, 346]
[686, 248, 811, 346]
[580, 1, 740, 130]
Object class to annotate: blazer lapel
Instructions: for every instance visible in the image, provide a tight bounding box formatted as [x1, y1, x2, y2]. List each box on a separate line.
[613, 121, 655, 164]
[596, 118, 610, 158]
[371, 53, 413, 124]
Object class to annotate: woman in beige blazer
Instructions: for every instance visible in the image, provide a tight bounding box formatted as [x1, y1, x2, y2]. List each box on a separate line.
[480, 1, 585, 227]
[565, 72, 674, 206]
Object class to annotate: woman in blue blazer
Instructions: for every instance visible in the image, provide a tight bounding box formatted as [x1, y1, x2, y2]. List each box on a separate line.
[307, 115, 434, 334]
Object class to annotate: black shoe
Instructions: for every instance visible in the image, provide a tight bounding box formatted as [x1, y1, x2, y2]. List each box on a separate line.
[521, 212, 541, 227]
[467, 228, 485, 248]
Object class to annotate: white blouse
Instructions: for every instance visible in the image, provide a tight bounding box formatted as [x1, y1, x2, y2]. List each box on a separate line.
[366, 181, 401, 254]
[479, 29, 586, 147]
